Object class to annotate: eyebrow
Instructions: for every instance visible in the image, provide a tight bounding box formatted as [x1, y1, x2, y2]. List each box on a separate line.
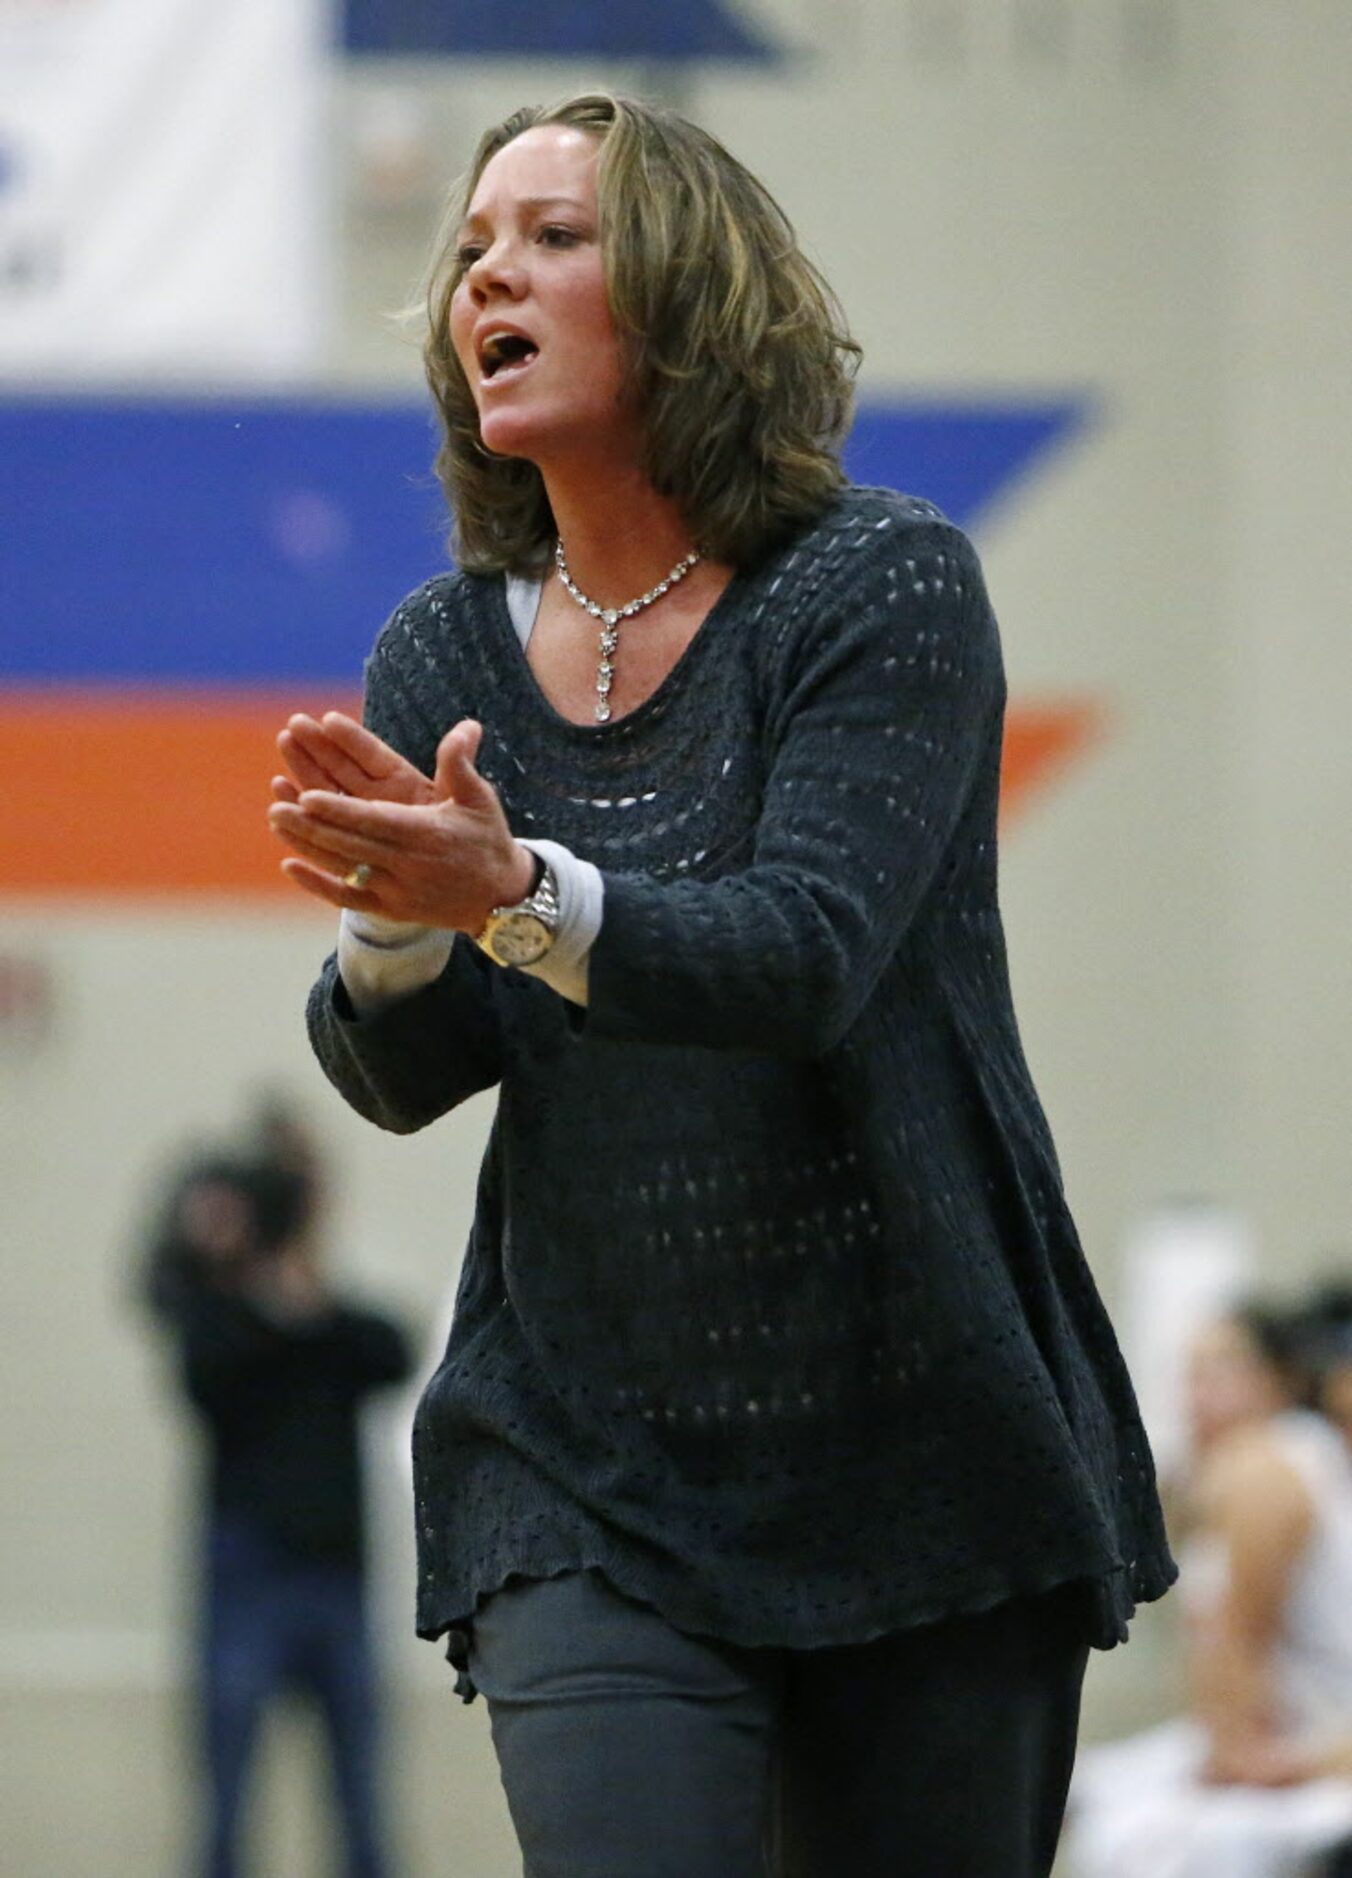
[458, 195, 590, 234]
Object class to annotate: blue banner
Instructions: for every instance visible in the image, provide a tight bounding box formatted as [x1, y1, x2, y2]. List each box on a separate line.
[1, 395, 1087, 685]
[342, 0, 781, 61]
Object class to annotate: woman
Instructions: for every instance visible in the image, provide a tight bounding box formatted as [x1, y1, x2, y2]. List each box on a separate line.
[269, 92, 1174, 1876]
[1066, 1304, 1352, 1878]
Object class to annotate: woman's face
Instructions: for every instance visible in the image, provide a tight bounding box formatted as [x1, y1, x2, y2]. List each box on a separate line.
[179, 1178, 255, 1267]
[449, 124, 640, 473]
[1185, 1316, 1287, 1451]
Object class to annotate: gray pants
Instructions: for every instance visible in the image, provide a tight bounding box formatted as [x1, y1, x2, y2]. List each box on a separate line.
[468, 1568, 1088, 1878]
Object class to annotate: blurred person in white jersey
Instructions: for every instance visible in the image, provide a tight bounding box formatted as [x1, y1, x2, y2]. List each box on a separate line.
[1067, 1302, 1352, 1878]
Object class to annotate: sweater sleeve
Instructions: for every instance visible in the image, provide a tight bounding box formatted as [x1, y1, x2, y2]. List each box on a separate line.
[581, 522, 1004, 1058]
[315, 1304, 416, 1392]
[308, 937, 508, 1133]
[305, 587, 511, 1133]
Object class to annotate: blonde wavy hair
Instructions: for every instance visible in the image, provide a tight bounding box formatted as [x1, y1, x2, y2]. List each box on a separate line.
[422, 92, 861, 573]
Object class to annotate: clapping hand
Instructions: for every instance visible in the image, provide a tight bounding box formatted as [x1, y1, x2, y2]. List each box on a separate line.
[268, 711, 534, 929]
[273, 710, 437, 810]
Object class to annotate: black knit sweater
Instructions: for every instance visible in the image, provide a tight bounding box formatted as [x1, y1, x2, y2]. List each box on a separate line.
[307, 486, 1175, 1656]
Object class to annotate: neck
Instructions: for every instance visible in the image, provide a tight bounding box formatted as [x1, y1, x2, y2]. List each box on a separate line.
[543, 460, 699, 605]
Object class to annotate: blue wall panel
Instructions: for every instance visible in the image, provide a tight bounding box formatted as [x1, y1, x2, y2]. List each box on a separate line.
[1, 396, 1086, 685]
[342, 0, 781, 61]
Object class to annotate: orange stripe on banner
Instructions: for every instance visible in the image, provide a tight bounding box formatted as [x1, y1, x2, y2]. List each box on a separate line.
[0, 692, 1108, 897]
[0, 691, 361, 899]
[1001, 702, 1106, 825]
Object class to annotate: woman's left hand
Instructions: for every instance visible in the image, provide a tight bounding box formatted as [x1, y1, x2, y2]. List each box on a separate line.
[274, 709, 437, 808]
[267, 718, 535, 928]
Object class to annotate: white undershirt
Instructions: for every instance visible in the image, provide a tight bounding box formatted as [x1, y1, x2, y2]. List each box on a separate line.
[337, 574, 602, 1015]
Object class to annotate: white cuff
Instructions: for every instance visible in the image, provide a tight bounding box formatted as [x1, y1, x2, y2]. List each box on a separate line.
[337, 909, 454, 1018]
[334, 838, 602, 1016]
[515, 838, 603, 1007]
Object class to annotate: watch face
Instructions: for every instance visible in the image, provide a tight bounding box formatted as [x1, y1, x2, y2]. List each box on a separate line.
[489, 913, 551, 968]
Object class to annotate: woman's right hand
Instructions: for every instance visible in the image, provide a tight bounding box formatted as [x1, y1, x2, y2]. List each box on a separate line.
[272, 711, 435, 809]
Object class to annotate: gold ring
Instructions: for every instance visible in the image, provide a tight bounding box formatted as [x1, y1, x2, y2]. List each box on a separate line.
[344, 863, 373, 891]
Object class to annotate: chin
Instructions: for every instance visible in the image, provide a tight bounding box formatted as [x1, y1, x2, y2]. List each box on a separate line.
[476, 410, 547, 461]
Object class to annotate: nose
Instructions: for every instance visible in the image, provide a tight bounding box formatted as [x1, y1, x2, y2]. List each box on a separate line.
[465, 239, 525, 303]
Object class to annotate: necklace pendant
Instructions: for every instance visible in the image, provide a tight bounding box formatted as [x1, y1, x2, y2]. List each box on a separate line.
[553, 538, 702, 733]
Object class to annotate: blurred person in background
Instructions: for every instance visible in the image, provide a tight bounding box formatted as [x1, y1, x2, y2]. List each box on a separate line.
[1311, 1307, 1352, 1878]
[267, 92, 1174, 1876]
[142, 1108, 413, 1878]
[1317, 1328, 1352, 1453]
[1300, 1281, 1352, 1449]
[1066, 1301, 1352, 1878]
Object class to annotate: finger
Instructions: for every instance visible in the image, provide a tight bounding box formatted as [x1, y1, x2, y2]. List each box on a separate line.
[270, 818, 365, 876]
[320, 713, 405, 777]
[288, 789, 430, 841]
[277, 723, 343, 795]
[321, 713, 436, 804]
[283, 716, 375, 797]
[276, 736, 327, 794]
[275, 829, 388, 902]
[271, 774, 301, 804]
[434, 719, 495, 809]
[268, 801, 402, 869]
[279, 857, 381, 908]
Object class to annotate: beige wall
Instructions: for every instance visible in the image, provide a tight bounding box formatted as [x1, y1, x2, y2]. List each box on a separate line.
[3, 3, 1350, 1870]
[1224, 0, 1352, 1268]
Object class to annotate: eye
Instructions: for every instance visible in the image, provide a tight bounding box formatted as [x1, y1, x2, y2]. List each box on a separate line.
[538, 224, 582, 249]
[454, 243, 484, 270]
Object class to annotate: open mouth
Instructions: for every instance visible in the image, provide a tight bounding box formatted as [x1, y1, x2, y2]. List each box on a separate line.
[479, 332, 539, 381]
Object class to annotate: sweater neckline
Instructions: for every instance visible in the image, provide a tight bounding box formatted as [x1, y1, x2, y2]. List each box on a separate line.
[485, 562, 751, 740]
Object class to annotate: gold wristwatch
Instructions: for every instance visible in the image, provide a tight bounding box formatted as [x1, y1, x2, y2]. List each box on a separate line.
[475, 854, 560, 968]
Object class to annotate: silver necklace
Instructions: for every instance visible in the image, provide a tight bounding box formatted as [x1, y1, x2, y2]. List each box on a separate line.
[554, 540, 701, 722]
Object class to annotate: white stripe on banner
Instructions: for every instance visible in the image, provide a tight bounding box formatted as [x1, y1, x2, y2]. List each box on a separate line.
[0, 0, 329, 382]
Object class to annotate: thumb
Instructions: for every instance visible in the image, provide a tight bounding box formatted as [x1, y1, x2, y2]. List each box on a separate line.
[434, 719, 493, 807]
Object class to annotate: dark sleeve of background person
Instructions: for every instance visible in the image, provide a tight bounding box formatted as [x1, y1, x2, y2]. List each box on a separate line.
[178, 1286, 417, 1566]
[325, 1301, 416, 1389]
[177, 1286, 414, 1417]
